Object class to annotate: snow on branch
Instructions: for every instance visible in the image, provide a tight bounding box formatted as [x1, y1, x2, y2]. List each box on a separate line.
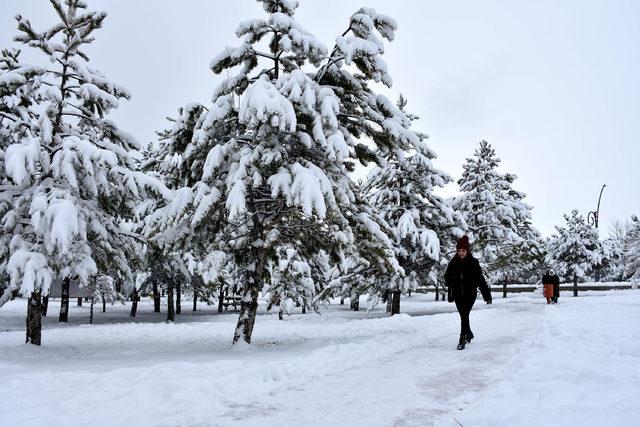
[4, 137, 40, 185]
[239, 75, 296, 132]
[6, 240, 53, 296]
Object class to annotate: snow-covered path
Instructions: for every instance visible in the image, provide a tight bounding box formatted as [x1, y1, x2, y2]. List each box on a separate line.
[1, 291, 638, 426]
[453, 292, 640, 427]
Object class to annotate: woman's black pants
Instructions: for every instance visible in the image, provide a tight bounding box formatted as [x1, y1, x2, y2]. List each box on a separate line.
[455, 298, 476, 338]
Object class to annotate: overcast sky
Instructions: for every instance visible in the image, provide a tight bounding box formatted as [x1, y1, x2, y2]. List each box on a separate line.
[1, 0, 638, 237]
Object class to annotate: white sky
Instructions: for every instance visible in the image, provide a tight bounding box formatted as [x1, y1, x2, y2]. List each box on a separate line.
[1, 0, 638, 237]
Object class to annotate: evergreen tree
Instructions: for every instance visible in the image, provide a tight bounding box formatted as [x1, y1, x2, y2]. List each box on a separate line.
[506, 234, 547, 283]
[453, 140, 538, 279]
[139, 104, 209, 317]
[546, 210, 603, 288]
[147, 1, 408, 344]
[2, 0, 163, 344]
[143, 103, 208, 190]
[364, 95, 464, 312]
[600, 218, 633, 282]
[92, 274, 119, 313]
[265, 245, 317, 318]
[623, 215, 640, 283]
[0, 48, 44, 311]
[491, 223, 546, 283]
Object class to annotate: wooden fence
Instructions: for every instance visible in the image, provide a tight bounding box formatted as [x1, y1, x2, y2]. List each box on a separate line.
[415, 283, 636, 299]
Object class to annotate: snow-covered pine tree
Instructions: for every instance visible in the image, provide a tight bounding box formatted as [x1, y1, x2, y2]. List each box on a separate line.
[144, 103, 208, 190]
[265, 245, 316, 318]
[139, 104, 212, 317]
[598, 218, 633, 282]
[3, 0, 165, 344]
[453, 140, 537, 279]
[146, 1, 407, 344]
[93, 274, 119, 313]
[311, 7, 446, 310]
[503, 233, 547, 284]
[0, 48, 45, 315]
[364, 95, 464, 313]
[546, 209, 603, 293]
[490, 185, 546, 284]
[623, 215, 640, 283]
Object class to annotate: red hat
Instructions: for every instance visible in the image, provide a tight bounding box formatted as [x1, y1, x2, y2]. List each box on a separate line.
[456, 235, 470, 251]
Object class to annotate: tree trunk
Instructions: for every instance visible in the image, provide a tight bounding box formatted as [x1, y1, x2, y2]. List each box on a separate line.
[301, 303, 306, 314]
[89, 297, 95, 325]
[192, 278, 199, 312]
[101, 293, 106, 313]
[386, 293, 393, 312]
[218, 288, 225, 313]
[130, 288, 138, 317]
[573, 274, 578, 297]
[59, 277, 70, 322]
[340, 297, 344, 305]
[42, 296, 49, 317]
[350, 292, 359, 311]
[167, 283, 175, 322]
[176, 282, 182, 315]
[153, 282, 161, 313]
[391, 290, 401, 315]
[25, 291, 42, 345]
[435, 284, 440, 301]
[233, 283, 259, 344]
[233, 248, 266, 344]
[77, 297, 82, 307]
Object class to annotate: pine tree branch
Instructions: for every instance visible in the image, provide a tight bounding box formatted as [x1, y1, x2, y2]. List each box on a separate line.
[253, 50, 277, 61]
[250, 67, 276, 81]
[61, 111, 93, 121]
[48, 69, 81, 81]
[0, 112, 17, 122]
[315, 25, 351, 83]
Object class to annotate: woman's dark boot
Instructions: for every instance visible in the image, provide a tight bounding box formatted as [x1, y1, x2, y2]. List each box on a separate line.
[457, 334, 466, 350]
[465, 331, 474, 343]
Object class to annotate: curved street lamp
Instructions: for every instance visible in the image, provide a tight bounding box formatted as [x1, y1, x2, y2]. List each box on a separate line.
[587, 184, 606, 229]
[586, 184, 606, 284]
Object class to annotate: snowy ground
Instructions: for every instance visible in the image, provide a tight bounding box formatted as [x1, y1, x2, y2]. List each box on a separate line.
[1, 289, 639, 427]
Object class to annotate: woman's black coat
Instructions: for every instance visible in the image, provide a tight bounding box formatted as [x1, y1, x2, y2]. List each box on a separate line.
[445, 254, 492, 304]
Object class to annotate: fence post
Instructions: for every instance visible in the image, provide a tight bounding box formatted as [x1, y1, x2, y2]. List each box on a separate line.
[503, 281, 507, 299]
[391, 290, 401, 315]
[573, 275, 578, 297]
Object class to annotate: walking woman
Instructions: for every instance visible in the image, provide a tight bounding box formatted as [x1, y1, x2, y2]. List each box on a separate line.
[445, 235, 492, 350]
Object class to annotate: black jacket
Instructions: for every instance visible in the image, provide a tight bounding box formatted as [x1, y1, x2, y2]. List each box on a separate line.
[445, 254, 491, 303]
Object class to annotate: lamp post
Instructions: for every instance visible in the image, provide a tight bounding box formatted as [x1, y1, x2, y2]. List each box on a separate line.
[587, 184, 606, 229]
[587, 184, 606, 284]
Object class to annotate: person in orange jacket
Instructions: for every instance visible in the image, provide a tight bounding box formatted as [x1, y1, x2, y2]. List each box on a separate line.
[541, 269, 559, 304]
